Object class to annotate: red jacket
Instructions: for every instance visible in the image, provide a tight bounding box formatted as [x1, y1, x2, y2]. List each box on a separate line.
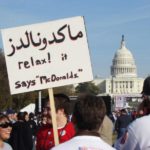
[36, 122, 75, 150]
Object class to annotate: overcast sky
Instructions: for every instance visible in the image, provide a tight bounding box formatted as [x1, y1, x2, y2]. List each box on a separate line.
[0, 0, 150, 78]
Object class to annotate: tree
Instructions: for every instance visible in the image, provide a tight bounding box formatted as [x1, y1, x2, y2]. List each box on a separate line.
[75, 81, 99, 95]
[0, 49, 13, 111]
[53, 84, 75, 96]
[12, 91, 38, 111]
[0, 49, 38, 111]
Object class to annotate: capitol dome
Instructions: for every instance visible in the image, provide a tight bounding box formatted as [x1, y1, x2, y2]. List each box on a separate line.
[111, 35, 137, 78]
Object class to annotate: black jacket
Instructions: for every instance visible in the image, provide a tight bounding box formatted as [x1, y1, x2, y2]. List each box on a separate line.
[115, 114, 132, 130]
[9, 121, 33, 150]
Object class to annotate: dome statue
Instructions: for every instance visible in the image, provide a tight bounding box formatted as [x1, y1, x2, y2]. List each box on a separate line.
[111, 35, 137, 78]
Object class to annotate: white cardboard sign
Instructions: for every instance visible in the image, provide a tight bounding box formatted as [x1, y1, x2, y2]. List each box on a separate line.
[115, 96, 126, 108]
[1, 16, 93, 94]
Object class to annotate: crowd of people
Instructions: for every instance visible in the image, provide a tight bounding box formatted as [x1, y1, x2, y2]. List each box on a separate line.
[0, 76, 150, 150]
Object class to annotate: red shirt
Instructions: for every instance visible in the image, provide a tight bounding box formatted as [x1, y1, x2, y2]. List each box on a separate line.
[36, 122, 75, 150]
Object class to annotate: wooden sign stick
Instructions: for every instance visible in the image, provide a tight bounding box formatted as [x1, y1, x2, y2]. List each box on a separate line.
[48, 88, 59, 146]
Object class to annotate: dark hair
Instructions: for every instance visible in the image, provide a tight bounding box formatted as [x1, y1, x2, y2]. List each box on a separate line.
[54, 93, 70, 117]
[29, 113, 34, 120]
[0, 113, 9, 122]
[45, 93, 71, 117]
[142, 76, 150, 96]
[6, 109, 15, 115]
[17, 112, 25, 121]
[138, 76, 150, 115]
[73, 94, 106, 131]
[120, 109, 127, 114]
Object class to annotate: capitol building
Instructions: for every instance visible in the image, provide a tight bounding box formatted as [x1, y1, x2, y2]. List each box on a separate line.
[94, 35, 144, 98]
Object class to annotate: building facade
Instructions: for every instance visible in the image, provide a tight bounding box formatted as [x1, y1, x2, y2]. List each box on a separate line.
[94, 35, 144, 97]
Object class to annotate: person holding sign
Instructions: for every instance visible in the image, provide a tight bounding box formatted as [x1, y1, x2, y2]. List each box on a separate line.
[36, 93, 75, 150]
[51, 94, 115, 150]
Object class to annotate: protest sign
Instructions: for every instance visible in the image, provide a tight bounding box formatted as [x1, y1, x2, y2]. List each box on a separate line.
[1, 16, 93, 94]
[1, 16, 93, 146]
[115, 96, 126, 108]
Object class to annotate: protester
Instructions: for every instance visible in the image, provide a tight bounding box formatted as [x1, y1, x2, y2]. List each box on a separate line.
[0, 113, 13, 150]
[7, 110, 17, 124]
[8, 112, 33, 150]
[39, 114, 50, 126]
[28, 113, 37, 150]
[115, 109, 132, 139]
[24, 111, 29, 122]
[109, 111, 117, 124]
[51, 94, 115, 150]
[110, 111, 118, 133]
[28, 113, 37, 137]
[115, 76, 150, 150]
[36, 93, 75, 150]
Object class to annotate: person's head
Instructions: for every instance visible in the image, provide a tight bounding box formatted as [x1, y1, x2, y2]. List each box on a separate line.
[17, 112, 25, 121]
[0, 113, 12, 141]
[12, 113, 17, 122]
[138, 76, 150, 115]
[45, 93, 71, 121]
[73, 94, 106, 132]
[112, 111, 116, 116]
[41, 114, 51, 125]
[29, 113, 34, 120]
[120, 109, 127, 115]
[54, 93, 70, 118]
[138, 110, 144, 116]
[7, 109, 15, 121]
[42, 106, 50, 115]
[142, 76, 150, 97]
[41, 114, 48, 125]
[24, 111, 29, 121]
